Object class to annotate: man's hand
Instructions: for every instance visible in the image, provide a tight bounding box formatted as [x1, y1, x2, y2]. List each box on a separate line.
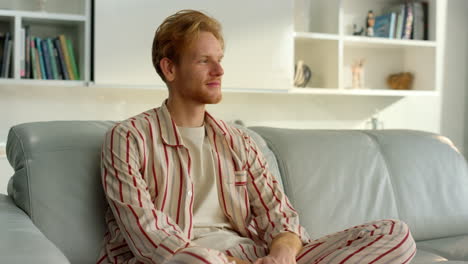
[253, 246, 296, 264]
[253, 232, 302, 264]
[227, 256, 252, 264]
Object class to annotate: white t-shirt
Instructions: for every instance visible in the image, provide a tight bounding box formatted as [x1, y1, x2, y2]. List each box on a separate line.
[177, 125, 255, 251]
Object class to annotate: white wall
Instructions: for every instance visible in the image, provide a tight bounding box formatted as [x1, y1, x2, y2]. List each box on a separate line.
[440, 0, 468, 156]
[94, 0, 293, 90]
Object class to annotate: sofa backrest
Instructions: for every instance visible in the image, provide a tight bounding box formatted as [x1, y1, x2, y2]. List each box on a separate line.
[249, 127, 468, 242]
[7, 121, 114, 264]
[6, 121, 282, 264]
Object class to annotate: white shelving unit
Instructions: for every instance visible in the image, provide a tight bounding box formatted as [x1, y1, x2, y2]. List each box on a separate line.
[0, 0, 91, 85]
[293, 0, 446, 96]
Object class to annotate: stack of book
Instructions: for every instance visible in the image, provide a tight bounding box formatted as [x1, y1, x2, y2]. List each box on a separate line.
[373, 1, 429, 40]
[0, 32, 14, 78]
[20, 26, 80, 80]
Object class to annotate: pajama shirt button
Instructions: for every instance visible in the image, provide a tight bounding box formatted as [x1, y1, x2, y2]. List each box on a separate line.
[188, 191, 192, 196]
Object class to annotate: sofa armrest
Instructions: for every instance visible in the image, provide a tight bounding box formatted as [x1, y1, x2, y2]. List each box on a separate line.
[0, 194, 70, 264]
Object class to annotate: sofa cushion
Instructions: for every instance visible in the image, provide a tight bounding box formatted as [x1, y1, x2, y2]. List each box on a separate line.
[417, 235, 468, 261]
[364, 130, 468, 241]
[249, 127, 400, 239]
[7, 121, 114, 264]
[249, 127, 468, 242]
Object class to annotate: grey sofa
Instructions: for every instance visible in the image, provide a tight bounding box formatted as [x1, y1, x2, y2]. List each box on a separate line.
[1, 121, 467, 264]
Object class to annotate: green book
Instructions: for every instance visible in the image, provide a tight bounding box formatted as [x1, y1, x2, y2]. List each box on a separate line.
[66, 38, 80, 80]
[46, 38, 59, 79]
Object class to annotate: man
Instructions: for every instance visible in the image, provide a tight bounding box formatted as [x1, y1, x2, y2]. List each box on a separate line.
[97, 10, 416, 264]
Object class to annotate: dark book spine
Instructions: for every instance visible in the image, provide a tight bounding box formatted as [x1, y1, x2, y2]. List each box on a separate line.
[41, 39, 53, 79]
[54, 38, 69, 80]
[25, 26, 31, 79]
[422, 2, 429, 40]
[53, 45, 63, 80]
[1, 32, 10, 77]
[4, 39, 12, 78]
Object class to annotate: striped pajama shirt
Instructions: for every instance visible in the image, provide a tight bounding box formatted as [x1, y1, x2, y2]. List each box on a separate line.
[96, 101, 416, 264]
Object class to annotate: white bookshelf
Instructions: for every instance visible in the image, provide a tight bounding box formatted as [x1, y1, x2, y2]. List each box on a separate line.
[289, 87, 439, 97]
[294, 0, 446, 96]
[0, 0, 91, 84]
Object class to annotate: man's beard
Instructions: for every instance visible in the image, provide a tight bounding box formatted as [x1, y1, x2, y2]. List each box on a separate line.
[188, 88, 223, 105]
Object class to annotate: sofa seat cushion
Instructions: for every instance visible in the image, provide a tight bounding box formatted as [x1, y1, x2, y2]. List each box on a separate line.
[412, 249, 450, 263]
[0, 194, 70, 264]
[417, 235, 468, 261]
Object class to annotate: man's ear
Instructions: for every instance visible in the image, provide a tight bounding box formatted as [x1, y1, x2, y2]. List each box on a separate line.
[160, 57, 176, 82]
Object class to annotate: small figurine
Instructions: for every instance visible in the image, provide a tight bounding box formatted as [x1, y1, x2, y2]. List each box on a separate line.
[353, 24, 364, 36]
[351, 59, 365, 89]
[366, 10, 375, 37]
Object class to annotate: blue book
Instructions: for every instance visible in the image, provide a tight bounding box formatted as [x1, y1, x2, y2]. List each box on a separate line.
[35, 37, 47, 79]
[46, 38, 59, 79]
[374, 13, 395, 38]
[389, 13, 396, 39]
[41, 39, 53, 79]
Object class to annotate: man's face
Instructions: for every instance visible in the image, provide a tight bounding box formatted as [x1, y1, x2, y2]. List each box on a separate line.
[171, 31, 224, 105]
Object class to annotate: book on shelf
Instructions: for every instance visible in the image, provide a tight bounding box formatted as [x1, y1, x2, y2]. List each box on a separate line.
[422, 2, 429, 40]
[51, 40, 64, 80]
[20, 28, 26, 78]
[34, 39, 42, 79]
[1, 32, 11, 77]
[59, 34, 75, 80]
[46, 38, 59, 80]
[41, 38, 53, 80]
[66, 37, 80, 80]
[3, 39, 12, 78]
[373, 13, 396, 38]
[412, 1, 426, 40]
[22, 33, 80, 80]
[403, 2, 414, 39]
[385, 1, 429, 41]
[0, 33, 5, 75]
[24, 26, 31, 79]
[54, 37, 70, 80]
[35, 37, 48, 79]
[386, 4, 405, 39]
[30, 39, 37, 79]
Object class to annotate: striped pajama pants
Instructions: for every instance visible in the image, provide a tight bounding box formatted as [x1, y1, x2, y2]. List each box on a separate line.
[167, 219, 416, 264]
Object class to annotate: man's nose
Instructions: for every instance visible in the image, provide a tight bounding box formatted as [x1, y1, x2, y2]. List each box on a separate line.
[212, 62, 224, 76]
